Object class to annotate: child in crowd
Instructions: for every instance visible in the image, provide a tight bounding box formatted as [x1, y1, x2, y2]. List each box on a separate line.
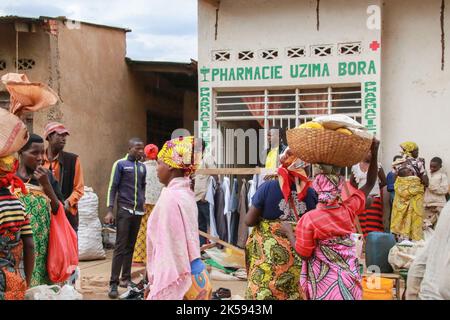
[423, 157, 448, 228]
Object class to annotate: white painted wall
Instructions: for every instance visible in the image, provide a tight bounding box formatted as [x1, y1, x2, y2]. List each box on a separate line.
[198, 0, 380, 87]
[381, 0, 450, 172]
[198, 0, 450, 173]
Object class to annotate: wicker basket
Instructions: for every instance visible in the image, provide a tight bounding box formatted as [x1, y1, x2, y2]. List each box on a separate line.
[286, 128, 372, 167]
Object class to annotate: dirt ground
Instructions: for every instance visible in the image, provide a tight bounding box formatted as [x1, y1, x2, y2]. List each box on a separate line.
[79, 250, 247, 300]
[78, 251, 405, 300]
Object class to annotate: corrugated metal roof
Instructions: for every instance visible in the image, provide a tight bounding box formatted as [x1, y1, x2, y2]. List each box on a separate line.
[126, 58, 197, 75]
[0, 15, 131, 32]
[0, 15, 41, 23]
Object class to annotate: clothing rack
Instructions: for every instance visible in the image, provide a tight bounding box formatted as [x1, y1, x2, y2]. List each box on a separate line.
[197, 168, 269, 249]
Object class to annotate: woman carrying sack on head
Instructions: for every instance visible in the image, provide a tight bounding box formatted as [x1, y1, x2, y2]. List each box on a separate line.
[281, 138, 380, 300]
[245, 148, 317, 300]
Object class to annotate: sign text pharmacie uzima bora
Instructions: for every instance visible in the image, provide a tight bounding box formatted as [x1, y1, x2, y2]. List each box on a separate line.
[200, 60, 377, 82]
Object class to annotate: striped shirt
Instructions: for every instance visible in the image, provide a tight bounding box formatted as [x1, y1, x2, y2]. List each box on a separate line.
[294, 189, 366, 257]
[0, 189, 32, 237]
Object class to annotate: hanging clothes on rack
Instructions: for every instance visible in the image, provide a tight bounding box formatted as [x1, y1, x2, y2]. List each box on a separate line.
[214, 178, 228, 242]
[228, 178, 239, 246]
[205, 176, 219, 238]
[237, 179, 249, 248]
[248, 180, 256, 207]
[222, 176, 232, 243]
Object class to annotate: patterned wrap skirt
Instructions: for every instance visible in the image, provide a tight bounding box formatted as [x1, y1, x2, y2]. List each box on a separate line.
[300, 236, 362, 300]
[245, 219, 303, 300]
[133, 204, 154, 264]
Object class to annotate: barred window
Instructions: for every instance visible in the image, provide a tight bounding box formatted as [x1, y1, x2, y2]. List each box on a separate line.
[16, 59, 36, 70]
[215, 85, 362, 125]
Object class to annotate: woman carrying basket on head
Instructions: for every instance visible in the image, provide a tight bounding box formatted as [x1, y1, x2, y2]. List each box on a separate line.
[281, 138, 380, 300]
[245, 148, 317, 300]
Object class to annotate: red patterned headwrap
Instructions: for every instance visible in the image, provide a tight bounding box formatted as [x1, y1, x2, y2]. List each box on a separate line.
[144, 144, 159, 160]
[0, 155, 27, 194]
[277, 148, 311, 202]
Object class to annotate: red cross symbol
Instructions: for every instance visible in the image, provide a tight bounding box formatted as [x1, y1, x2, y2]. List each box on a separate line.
[370, 40, 380, 51]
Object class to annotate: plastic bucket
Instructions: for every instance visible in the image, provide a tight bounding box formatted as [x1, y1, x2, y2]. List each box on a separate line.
[362, 276, 394, 300]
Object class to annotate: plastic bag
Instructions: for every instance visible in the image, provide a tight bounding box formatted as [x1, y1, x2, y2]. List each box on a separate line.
[204, 247, 245, 268]
[351, 233, 364, 260]
[25, 285, 83, 300]
[313, 114, 366, 130]
[47, 203, 79, 283]
[388, 241, 425, 271]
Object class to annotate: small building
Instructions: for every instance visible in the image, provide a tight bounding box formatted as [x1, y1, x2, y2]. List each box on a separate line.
[0, 16, 197, 212]
[197, 0, 450, 170]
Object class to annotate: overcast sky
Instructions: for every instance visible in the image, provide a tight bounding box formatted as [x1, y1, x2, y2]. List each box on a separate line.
[0, 0, 198, 62]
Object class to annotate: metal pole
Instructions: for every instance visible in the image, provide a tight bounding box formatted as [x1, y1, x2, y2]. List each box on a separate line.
[327, 86, 332, 114]
[295, 88, 300, 126]
[16, 31, 19, 73]
[264, 89, 269, 150]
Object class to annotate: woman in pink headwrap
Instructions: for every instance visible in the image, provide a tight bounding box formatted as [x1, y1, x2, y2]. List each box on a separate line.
[281, 138, 380, 300]
[132, 144, 163, 265]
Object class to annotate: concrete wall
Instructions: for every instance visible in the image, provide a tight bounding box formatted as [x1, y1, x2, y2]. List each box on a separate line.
[0, 23, 51, 82]
[2, 19, 197, 217]
[198, 0, 381, 159]
[41, 21, 147, 215]
[1, 21, 147, 215]
[198, 0, 380, 87]
[198, 0, 450, 173]
[0, 22, 52, 129]
[381, 0, 450, 171]
[184, 90, 198, 134]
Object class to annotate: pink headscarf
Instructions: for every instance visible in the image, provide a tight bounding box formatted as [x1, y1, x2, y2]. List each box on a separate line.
[313, 174, 345, 206]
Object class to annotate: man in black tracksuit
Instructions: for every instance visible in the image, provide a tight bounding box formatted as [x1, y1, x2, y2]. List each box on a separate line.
[104, 138, 146, 299]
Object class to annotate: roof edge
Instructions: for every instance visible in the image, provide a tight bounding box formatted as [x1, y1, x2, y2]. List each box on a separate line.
[126, 58, 197, 75]
[0, 15, 131, 32]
